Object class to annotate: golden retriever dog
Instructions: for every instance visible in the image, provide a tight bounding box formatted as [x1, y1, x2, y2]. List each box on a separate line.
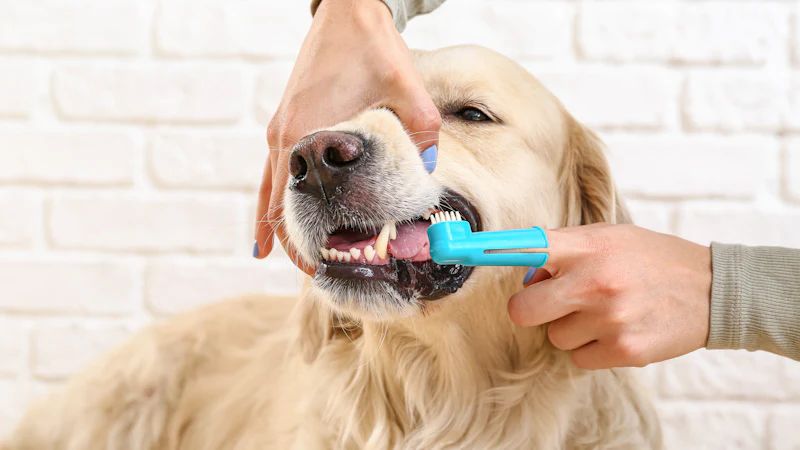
[5, 45, 661, 450]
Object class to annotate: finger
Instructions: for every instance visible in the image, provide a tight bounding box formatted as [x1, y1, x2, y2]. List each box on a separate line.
[540, 225, 609, 276]
[390, 84, 441, 153]
[569, 341, 621, 370]
[546, 312, 600, 351]
[254, 159, 275, 259]
[508, 277, 579, 327]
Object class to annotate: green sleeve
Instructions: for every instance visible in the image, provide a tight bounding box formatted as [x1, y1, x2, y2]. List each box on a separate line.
[708, 242, 800, 360]
[311, 0, 446, 31]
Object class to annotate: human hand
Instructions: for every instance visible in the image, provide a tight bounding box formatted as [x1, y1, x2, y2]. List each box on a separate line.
[508, 224, 712, 369]
[254, 0, 441, 273]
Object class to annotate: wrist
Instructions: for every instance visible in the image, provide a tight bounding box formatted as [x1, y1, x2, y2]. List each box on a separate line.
[316, 0, 394, 31]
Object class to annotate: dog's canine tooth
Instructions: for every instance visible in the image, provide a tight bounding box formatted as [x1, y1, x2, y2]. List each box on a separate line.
[364, 245, 375, 262]
[320, 248, 330, 260]
[388, 222, 397, 240]
[350, 248, 361, 260]
[375, 222, 392, 259]
[422, 210, 431, 220]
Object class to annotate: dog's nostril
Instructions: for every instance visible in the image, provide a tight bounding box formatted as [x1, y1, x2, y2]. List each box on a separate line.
[322, 142, 361, 167]
[289, 153, 308, 180]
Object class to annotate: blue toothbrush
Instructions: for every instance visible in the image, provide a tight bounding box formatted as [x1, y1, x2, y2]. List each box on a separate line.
[426, 211, 549, 267]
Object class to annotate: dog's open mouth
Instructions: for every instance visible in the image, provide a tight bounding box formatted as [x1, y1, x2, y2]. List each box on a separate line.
[315, 190, 481, 300]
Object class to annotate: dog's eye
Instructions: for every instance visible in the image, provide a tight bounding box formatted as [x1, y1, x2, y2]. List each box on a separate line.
[456, 107, 492, 123]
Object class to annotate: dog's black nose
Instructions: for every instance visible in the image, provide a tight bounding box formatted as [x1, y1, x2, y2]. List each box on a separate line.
[289, 131, 365, 202]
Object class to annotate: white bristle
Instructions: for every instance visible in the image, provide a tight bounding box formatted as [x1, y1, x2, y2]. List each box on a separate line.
[430, 211, 464, 223]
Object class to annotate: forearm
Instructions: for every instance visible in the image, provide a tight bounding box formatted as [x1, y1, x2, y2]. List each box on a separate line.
[707, 243, 800, 360]
[311, 0, 446, 31]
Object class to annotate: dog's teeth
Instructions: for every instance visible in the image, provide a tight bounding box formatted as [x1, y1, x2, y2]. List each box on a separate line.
[337, 251, 345, 262]
[388, 222, 397, 240]
[329, 249, 338, 260]
[423, 210, 431, 220]
[320, 248, 330, 260]
[375, 222, 392, 259]
[364, 245, 375, 262]
[343, 253, 351, 263]
[349, 248, 361, 260]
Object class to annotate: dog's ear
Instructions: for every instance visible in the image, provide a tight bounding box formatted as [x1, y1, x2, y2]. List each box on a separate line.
[559, 115, 630, 226]
[291, 286, 362, 363]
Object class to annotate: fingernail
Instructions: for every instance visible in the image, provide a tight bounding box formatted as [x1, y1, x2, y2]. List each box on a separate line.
[421, 145, 438, 173]
[523, 267, 537, 285]
[252, 241, 259, 258]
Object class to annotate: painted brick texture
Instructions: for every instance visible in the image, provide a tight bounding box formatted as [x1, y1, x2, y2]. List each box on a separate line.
[0, 0, 798, 447]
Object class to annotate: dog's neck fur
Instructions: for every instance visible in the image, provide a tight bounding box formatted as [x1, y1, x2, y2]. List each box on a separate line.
[299, 272, 586, 449]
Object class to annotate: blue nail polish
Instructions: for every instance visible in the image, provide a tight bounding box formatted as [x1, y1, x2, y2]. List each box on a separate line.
[523, 267, 537, 285]
[252, 241, 259, 258]
[421, 145, 438, 173]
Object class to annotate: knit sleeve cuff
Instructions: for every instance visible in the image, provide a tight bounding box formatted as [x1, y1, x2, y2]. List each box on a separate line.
[311, 1, 405, 31]
[708, 242, 800, 360]
[707, 242, 742, 350]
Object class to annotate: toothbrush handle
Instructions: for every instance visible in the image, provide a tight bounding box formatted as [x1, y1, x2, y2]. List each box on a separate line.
[466, 227, 549, 267]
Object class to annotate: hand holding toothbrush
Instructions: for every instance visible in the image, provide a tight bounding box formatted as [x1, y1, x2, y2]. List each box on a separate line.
[507, 224, 712, 370]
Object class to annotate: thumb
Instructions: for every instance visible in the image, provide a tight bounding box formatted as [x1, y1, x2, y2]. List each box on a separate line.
[390, 85, 441, 171]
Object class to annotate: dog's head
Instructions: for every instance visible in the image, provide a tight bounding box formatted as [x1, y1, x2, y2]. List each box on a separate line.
[283, 46, 623, 324]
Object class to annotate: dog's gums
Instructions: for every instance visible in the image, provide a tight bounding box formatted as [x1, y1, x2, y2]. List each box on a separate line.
[315, 190, 482, 301]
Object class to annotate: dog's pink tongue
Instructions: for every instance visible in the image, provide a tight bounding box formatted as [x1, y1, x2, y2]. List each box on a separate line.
[388, 221, 430, 261]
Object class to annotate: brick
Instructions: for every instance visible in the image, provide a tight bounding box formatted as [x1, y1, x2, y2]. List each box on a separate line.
[659, 402, 766, 450]
[53, 65, 245, 123]
[536, 67, 679, 129]
[0, 318, 26, 377]
[578, 2, 789, 65]
[660, 350, 788, 401]
[769, 407, 800, 450]
[604, 134, 778, 199]
[684, 71, 792, 132]
[146, 258, 299, 315]
[0, 131, 138, 185]
[0, 0, 146, 54]
[787, 139, 800, 201]
[677, 204, 800, 247]
[150, 133, 265, 190]
[31, 325, 130, 380]
[0, 190, 39, 248]
[49, 194, 241, 253]
[789, 76, 800, 131]
[0, 61, 37, 117]
[156, 0, 309, 58]
[254, 62, 293, 125]
[0, 258, 137, 315]
[795, 9, 800, 66]
[404, 0, 573, 60]
[623, 200, 672, 234]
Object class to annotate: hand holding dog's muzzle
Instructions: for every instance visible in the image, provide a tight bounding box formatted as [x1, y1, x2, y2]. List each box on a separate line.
[253, 0, 440, 270]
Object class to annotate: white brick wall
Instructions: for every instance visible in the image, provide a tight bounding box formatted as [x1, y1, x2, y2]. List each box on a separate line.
[0, 0, 798, 446]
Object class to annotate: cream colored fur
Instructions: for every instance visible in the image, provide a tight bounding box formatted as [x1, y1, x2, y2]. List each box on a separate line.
[4, 46, 660, 450]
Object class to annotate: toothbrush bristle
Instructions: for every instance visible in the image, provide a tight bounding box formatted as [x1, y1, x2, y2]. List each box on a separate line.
[429, 211, 464, 224]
